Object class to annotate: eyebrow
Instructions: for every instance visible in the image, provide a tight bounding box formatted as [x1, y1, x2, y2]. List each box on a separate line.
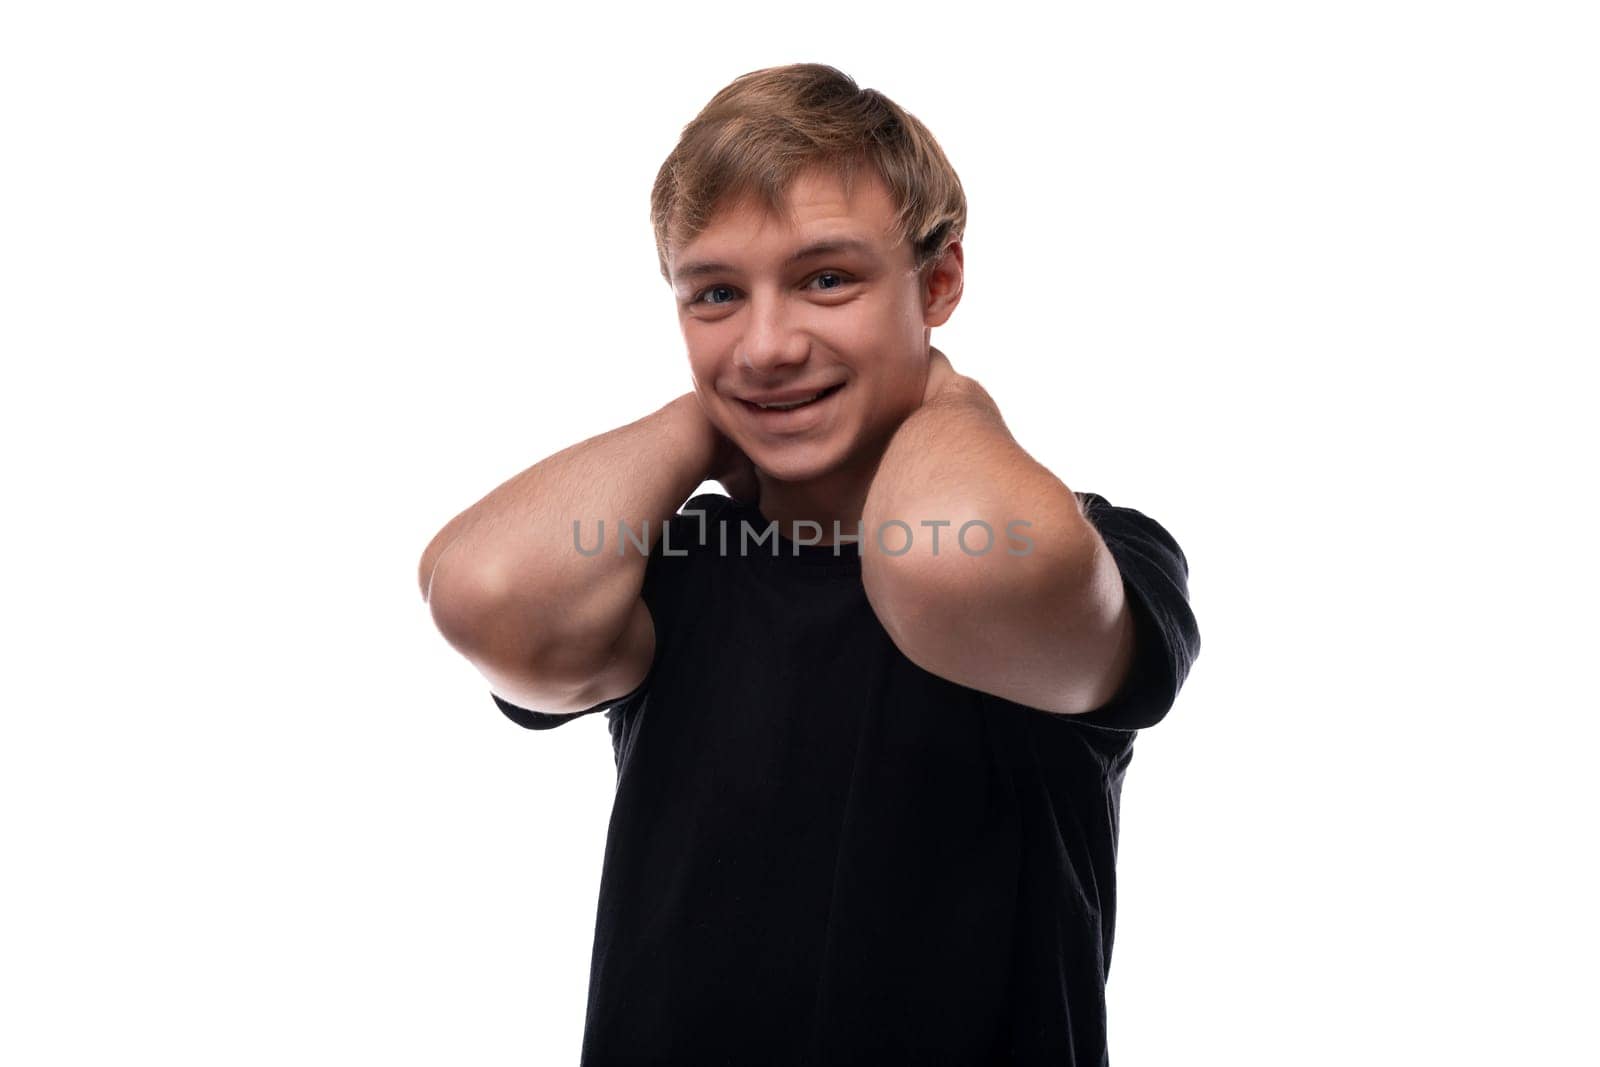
[673, 237, 879, 284]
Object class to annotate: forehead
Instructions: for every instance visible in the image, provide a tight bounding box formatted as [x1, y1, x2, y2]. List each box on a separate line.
[670, 167, 901, 277]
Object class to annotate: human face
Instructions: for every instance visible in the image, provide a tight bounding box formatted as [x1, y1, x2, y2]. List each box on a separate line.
[668, 167, 945, 485]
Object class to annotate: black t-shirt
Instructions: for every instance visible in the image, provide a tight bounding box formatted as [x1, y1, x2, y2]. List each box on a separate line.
[492, 491, 1200, 1065]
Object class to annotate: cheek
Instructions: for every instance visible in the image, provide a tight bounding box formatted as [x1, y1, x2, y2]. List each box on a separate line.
[848, 362, 920, 431]
[683, 350, 721, 388]
[837, 301, 907, 345]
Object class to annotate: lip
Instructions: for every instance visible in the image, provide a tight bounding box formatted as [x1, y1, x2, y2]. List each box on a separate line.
[740, 383, 845, 405]
[737, 382, 846, 431]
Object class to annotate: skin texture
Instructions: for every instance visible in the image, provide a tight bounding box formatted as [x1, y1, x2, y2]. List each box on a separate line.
[668, 166, 962, 544]
[665, 168, 1135, 714]
[419, 164, 1132, 717]
[858, 366, 1136, 716]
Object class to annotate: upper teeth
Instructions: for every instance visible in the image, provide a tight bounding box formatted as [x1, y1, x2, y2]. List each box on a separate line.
[757, 389, 827, 410]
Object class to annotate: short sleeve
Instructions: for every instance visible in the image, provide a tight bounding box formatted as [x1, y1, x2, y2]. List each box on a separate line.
[491, 672, 650, 730]
[489, 491, 730, 731]
[1064, 491, 1202, 732]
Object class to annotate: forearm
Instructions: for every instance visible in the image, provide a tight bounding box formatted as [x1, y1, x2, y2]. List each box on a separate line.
[861, 376, 1132, 715]
[860, 380, 1091, 582]
[421, 393, 714, 666]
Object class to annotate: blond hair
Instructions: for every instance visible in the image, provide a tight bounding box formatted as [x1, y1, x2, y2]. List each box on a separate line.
[650, 63, 967, 285]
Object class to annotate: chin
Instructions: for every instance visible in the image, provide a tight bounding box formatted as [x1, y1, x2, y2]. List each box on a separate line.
[746, 439, 848, 484]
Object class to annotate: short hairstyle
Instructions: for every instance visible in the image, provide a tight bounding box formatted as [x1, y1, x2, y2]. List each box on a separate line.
[650, 63, 967, 285]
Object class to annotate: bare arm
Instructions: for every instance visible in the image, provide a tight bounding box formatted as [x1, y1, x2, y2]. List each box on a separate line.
[419, 392, 723, 711]
[859, 349, 1134, 716]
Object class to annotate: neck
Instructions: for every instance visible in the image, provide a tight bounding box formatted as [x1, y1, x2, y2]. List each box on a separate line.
[752, 444, 887, 548]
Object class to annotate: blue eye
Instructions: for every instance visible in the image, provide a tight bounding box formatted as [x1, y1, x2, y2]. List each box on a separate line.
[697, 285, 736, 306]
[691, 272, 852, 307]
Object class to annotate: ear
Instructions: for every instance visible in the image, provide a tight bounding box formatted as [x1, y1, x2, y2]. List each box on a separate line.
[920, 240, 964, 329]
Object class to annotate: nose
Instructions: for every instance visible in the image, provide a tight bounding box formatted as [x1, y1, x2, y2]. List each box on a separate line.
[738, 289, 810, 376]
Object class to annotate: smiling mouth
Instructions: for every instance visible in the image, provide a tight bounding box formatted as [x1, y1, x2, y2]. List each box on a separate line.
[740, 382, 846, 414]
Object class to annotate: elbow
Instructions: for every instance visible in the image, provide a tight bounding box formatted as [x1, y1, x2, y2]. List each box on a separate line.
[417, 547, 441, 603]
[423, 550, 534, 665]
[417, 529, 462, 604]
[424, 550, 597, 678]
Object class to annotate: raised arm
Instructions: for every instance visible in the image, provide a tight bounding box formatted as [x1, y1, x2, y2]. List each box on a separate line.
[859, 349, 1135, 717]
[419, 392, 728, 714]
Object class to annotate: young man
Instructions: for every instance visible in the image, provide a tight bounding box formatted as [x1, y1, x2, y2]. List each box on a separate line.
[419, 64, 1200, 1065]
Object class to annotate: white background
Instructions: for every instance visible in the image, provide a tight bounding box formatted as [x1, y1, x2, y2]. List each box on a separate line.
[4, 2, 1595, 1064]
